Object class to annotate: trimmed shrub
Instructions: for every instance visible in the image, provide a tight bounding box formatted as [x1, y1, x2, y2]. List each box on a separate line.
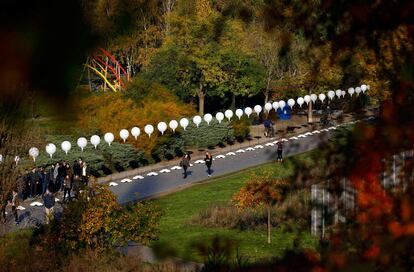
[231, 116, 251, 142]
[181, 120, 234, 149]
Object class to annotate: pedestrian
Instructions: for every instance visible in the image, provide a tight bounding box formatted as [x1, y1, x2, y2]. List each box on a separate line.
[53, 163, 59, 192]
[9, 189, 19, 224]
[72, 160, 80, 195]
[39, 167, 46, 196]
[58, 162, 67, 191]
[277, 141, 283, 162]
[42, 190, 55, 224]
[204, 152, 213, 177]
[29, 167, 39, 198]
[180, 153, 191, 179]
[81, 162, 90, 187]
[63, 164, 72, 202]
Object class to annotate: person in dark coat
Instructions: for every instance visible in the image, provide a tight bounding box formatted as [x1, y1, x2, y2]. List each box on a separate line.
[29, 168, 39, 198]
[58, 162, 67, 191]
[180, 153, 191, 179]
[204, 152, 213, 177]
[42, 190, 55, 224]
[277, 141, 283, 162]
[63, 164, 72, 202]
[39, 167, 46, 196]
[9, 189, 19, 224]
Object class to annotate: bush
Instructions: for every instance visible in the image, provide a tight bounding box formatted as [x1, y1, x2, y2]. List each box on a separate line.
[181, 120, 234, 149]
[150, 135, 185, 162]
[231, 116, 251, 142]
[33, 135, 147, 177]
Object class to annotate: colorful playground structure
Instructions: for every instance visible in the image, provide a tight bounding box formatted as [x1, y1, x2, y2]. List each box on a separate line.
[85, 48, 130, 92]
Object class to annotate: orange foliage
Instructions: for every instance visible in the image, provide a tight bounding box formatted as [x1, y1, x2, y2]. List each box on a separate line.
[76, 87, 195, 154]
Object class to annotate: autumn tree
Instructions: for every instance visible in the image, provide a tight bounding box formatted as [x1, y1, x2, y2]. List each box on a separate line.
[233, 172, 289, 244]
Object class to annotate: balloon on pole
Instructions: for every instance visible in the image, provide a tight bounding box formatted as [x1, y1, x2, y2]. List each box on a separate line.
[46, 143, 57, 158]
[335, 89, 342, 98]
[304, 95, 311, 105]
[192, 116, 202, 128]
[104, 132, 114, 146]
[90, 135, 101, 149]
[348, 87, 355, 97]
[61, 141, 71, 155]
[244, 107, 252, 118]
[224, 109, 233, 121]
[341, 90, 346, 97]
[169, 120, 178, 132]
[235, 109, 243, 120]
[361, 84, 367, 93]
[287, 99, 295, 109]
[215, 112, 224, 123]
[157, 122, 167, 134]
[144, 124, 154, 137]
[29, 147, 39, 162]
[203, 114, 213, 125]
[272, 101, 279, 110]
[278, 100, 286, 110]
[254, 105, 262, 115]
[297, 97, 304, 107]
[264, 103, 272, 112]
[77, 137, 87, 152]
[120, 129, 129, 143]
[310, 94, 317, 103]
[180, 118, 189, 130]
[328, 90, 335, 100]
[131, 127, 140, 140]
[355, 86, 361, 95]
[318, 93, 326, 103]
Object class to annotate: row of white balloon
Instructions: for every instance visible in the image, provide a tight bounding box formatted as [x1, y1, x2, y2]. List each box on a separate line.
[26, 84, 369, 161]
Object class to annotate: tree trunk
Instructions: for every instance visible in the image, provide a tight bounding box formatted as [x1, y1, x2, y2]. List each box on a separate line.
[267, 205, 271, 244]
[198, 84, 205, 116]
[308, 101, 313, 123]
[264, 71, 271, 103]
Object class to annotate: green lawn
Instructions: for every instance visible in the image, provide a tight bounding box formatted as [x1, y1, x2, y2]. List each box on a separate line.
[150, 152, 318, 263]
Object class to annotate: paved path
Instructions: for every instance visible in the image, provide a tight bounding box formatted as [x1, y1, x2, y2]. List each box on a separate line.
[109, 124, 349, 204]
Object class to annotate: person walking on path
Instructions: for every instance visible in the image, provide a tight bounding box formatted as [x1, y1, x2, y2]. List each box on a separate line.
[204, 152, 213, 177]
[277, 141, 284, 162]
[53, 163, 59, 192]
[29, 167, 39, 198]
[42, 190, 55, 224]
[180, 153, 191, 179]
[81, 162, 90, 187]
[63, 164, 72, 202]
[9, 190, 19, 224]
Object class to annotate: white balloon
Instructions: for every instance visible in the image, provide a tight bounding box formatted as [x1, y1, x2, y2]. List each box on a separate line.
[225, 109, 233, 121]
[215, 112, 224, 123]
[328, 90, 335, 100]
[355, 86, 361, 95]
[244, 107, 252, 117]
[120, 129, 129, 143]
[157, 122, 167, 134]
[180, 118, 189, 129]
[254, 105, 262, 115]
[361, 84, 367, 93]
[336, 89, 342, 98]
[90, 135, 100, 149]
[310, 94, 317, 103]
[192, 116, 202, 127]
[279, 100, 286, 110]
[304, 95, 311, 105]
[264, 103, 272, 112]
[318, 93, 326, 103]
[204, 114, 213, 125]
[272, 101, 279, 110]
[348, 87, 355, 97]
[235, 109, 243, 119]
[341, 90, 346, 97]
[131, 127, 140, 140]
[29, 147, 39, 162]
[46, 143, 56, 158]
[77, 137, 87, 151]
[144, 124, 154, 137]
[297, 97, 304, 107]
[287, 99, 295, 109]
[61, 141, 71, 155]
[169, 120, 178, 132]
[0, 154, 3, 163]
[104, 132, 114, 146]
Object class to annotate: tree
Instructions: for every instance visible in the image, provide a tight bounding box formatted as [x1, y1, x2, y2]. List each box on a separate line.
[233, 172, 288, 244]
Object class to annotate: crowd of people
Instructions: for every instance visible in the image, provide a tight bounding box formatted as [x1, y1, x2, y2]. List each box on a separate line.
[1, 158, 91, 225]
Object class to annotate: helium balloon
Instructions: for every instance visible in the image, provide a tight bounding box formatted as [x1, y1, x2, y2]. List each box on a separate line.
[180, 118, 189, 130]
[131, 127, 140, 140]
[328, 90, 335, 100]
[204, 113, 213, 125]
[279, 100, 286, 110]
[264, 103, 272, 112]
[29, 147, 39, 162]
[120, 129, 129, 143]
[225, 109, 233, 121]
[355, 86, 361, 95]
[304, 95, 311, 105]
[318, 93, 326, 103]
[341, 90, 346, 97]
[336, 89, 342, 98]
[61, 141, 71, 155]
[287, 99, 295, 109]
[215, 112, 224, 123]
[157, 122, 167, 134]
[348, 87, 355, 97]
[244, 107, 252, 117]
[192, 116, 202, 128]
[235, 109, 243, 119]
[297, 97, 304, 107]
[361, 84, 367, 93]
[90, 135, 101, 149]
[77, 137, 87, 152]
[104, 132, 114, 146]
[46, 143, 56, 158]
[169, 120, 178, 132]
[144, 124, 154, 137]
[254, 105, 262, 115]
[310, 94, 317, 103]
[272, 101, 279, 110]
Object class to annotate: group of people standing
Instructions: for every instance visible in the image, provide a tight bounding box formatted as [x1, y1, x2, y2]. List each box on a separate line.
[180, 152, 213, 179]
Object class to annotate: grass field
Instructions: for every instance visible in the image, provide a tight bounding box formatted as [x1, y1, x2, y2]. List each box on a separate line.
[150, 152, 318, 263]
